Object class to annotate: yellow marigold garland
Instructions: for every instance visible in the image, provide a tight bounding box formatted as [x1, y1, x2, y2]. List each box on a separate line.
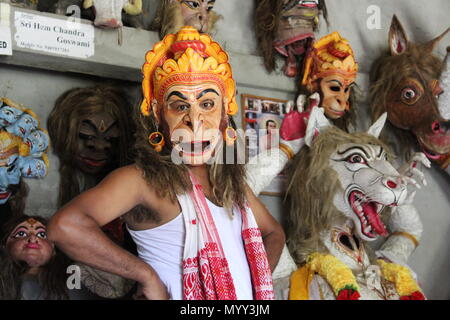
[377, 259, 425, 300]
[299, 253, 426, 300]
[307, 253, 360, 299]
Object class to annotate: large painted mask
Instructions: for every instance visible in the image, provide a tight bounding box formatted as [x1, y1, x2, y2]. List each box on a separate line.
[287, 108, 408, 266]
[0, 98, 50, 205]
[255, 0, 327, 77]
[141, 26, 238, 166]
[301, 32, 358, 122]
[326, 119, 407, 242]
[370, 15, 450, 168]
[153, 0, 219, 38]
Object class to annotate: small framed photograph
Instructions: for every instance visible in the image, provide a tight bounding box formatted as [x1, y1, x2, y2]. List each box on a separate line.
[241, 94, 289, 197]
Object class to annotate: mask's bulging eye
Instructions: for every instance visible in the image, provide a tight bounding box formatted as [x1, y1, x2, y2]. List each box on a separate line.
[401, 87, 421, 105]
[347, 154, 367, 164]
[403, 89, 415, 99]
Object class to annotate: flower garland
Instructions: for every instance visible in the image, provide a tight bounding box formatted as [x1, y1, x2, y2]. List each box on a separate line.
[377, 259, 425, 300]
[307, 253, 361, 300]
[305, 253, 425, 300]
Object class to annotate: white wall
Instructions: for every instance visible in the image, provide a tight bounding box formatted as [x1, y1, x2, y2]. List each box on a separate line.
[0, 0, 449, 299]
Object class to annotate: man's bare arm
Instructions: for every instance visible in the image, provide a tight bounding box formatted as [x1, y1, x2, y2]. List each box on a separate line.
[47, 165, 168, 299]
[245, 186, 285, 272]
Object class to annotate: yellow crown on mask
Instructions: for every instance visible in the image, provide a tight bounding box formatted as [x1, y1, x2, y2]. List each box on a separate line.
[0, 131, 22, 158]
[1, 98, 50, 163]
[302, 32, 358, 90]
[141, 26, 238, 117]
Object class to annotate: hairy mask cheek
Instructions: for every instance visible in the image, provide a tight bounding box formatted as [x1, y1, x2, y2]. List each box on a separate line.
[389, 99, 428, 130]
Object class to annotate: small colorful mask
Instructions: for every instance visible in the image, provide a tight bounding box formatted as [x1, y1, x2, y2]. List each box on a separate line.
[302, 32, 358, 120]
[153, 0, 219, 38]
[370, 15, 450, 168]
[24, 129, 50, 155]
[0, 98, 50, 205]
[141, 26, 238, 165]
[255, 0, 327, 77]
[6, 111, 39, 138]
[18, 155, 49, 179]
[0, 100, 24, 128]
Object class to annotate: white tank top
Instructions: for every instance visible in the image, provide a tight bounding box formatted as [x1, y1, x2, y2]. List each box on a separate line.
[127, 194, 253, 300]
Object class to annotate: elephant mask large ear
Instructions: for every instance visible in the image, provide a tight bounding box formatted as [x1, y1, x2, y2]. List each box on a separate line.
[389, 15, 409, 56]
[304, 107, 332, 147]
[367, 112, 387, 138]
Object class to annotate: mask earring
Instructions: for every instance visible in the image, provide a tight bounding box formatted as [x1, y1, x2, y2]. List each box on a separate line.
[224, 119, 237, 146]
[148, 122, 165, 152]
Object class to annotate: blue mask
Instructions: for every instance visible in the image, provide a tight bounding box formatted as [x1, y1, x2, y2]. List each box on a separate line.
[0, 105, 24, 128]
[25, 130, 50, 155]
[6, 113, 39, 138]
[18, 156, 47, 178]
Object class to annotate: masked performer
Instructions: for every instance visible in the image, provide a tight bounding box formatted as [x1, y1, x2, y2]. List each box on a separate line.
[286, 108, 428, 300]
[370, 15, 450, 173]
[0, 98, 50, 231]
[152, 0, 220, 38]
[48, 26, 284, 300]
[0, 215, 71, 299]
[255, 0, 327, 78]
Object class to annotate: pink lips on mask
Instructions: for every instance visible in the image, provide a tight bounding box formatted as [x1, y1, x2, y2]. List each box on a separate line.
[25, 243, 40, 249]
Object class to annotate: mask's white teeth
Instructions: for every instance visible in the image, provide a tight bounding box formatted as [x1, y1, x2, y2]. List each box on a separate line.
[355, 203, 363, 214]
[376, 204, 383, 214]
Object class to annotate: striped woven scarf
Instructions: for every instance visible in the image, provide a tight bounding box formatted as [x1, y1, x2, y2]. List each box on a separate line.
[182, 171, 275, 300]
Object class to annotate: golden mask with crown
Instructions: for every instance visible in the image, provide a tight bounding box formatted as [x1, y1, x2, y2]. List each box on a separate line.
[141, 26, 238, 117]
[302, 32, 358, 91]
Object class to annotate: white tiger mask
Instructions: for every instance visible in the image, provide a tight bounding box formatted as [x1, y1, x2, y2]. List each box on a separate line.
[307, 109, 408, 242]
